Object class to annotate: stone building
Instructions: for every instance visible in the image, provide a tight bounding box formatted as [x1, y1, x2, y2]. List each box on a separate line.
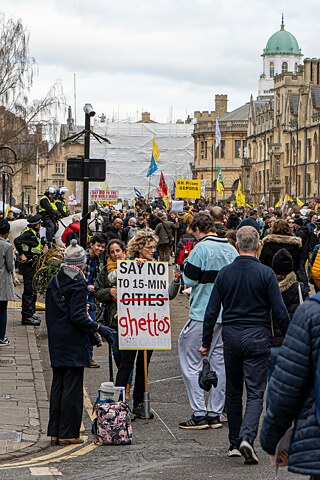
[192, 95, 249, 202]
[246, 19, 320, 206]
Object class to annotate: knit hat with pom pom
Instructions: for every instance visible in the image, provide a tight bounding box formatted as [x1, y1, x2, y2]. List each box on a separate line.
[64, 239, 86, 267]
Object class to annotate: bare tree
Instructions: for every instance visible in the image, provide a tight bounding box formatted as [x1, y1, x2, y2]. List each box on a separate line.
[0, 14, 65, 167]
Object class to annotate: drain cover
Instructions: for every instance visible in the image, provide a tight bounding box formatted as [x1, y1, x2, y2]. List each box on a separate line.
[0, 359, 15, 366]
[0, 431, 22, 442]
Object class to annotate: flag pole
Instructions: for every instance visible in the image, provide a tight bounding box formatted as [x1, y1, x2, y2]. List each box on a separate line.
[214, 145, 217, 205]
[148, 176, 151, 200]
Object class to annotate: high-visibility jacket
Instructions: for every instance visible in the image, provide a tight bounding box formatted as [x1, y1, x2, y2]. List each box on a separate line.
[38, 195, 58, 215]
[14, 227, 41, 259]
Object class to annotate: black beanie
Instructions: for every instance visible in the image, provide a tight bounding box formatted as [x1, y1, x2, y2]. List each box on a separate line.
[0, 219, 10, 235]
[272, 248, 294, 275]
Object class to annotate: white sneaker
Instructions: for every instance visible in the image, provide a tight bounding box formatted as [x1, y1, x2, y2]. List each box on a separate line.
[228, 448, 241, 457]
[0, 338, 10, 346]
[239, 440, 259, 465]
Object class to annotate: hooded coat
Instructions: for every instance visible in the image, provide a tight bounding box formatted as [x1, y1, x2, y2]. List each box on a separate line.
[259, 234, 302, 274]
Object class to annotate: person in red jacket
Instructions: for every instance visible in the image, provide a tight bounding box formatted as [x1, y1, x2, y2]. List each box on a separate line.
[61, 215, 80, 246]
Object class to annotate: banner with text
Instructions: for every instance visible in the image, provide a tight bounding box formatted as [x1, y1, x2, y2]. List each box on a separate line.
[117, 260, 171, 350]
[90, 190, 118, 204]
[175, 178, 201, 199]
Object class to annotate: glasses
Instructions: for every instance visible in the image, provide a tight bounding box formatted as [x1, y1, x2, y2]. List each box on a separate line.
[143, 245, 156, 250]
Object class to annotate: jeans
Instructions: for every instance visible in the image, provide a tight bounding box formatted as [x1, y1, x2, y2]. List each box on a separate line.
[0, 301, 8, 341]
[222, 324, 271, 448]
[115, 350, 153, 407]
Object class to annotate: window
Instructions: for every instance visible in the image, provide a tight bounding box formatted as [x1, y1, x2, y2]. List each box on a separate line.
[275, 158, 280, 178]
[307, 138, 312, 161]
[294, 63, 298, 74]
[285, 143, 289, 164]
[242, 140, 247, 159]
[55, 162, 65, 175]
[235, 140, 241, 158]
[307, 174, 312, 196]
[220, 140, 225, 158]
[200, 141, 207, 159]
[282, 62, 288, 73]
[270, 62, 274, 78]
[57, 180, 64, 188]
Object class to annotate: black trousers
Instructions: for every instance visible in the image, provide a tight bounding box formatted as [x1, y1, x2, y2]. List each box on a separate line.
[43, 217, 58, 242]
[21, 262, 37, 320]
[47, 367, 84, 439]
[222, 325, 271, 448]
[115, 350, 153, 407]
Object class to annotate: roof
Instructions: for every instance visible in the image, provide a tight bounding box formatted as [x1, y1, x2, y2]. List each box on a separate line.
[263, 19, 302, 56]
[219, 103, 250, 121]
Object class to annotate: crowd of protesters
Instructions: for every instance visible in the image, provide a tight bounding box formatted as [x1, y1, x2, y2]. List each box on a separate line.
[1, 193, 320, 477]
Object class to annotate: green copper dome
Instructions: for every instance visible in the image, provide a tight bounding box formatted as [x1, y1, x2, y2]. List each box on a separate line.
[263, 18, 302, 56]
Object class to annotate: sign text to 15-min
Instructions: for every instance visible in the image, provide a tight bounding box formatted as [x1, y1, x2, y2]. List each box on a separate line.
[117, 260, 171, 350]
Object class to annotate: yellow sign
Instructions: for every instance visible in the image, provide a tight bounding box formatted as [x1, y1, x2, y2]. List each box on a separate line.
[175, 178, 201, 199]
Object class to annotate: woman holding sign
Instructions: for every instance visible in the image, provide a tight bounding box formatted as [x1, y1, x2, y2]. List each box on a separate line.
[95, 239, 127, 368]
[115, 230, 181, 419]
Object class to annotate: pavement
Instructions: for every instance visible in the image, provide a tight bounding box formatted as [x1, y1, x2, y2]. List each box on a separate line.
[0, 303, 49, 461]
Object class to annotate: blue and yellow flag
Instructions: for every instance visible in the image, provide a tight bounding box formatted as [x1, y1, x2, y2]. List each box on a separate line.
[147, 138, 160, 177]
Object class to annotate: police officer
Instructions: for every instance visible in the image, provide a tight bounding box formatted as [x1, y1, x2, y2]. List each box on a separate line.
[14, 214, 48, 326]
[55, 188, 69, 218]
[38, 187, 61, 243]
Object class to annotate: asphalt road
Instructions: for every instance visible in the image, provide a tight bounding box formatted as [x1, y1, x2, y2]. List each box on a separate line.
[0, 294, 306, 480]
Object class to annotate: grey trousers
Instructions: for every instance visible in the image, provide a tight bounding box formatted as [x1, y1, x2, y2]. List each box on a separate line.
[178, 320, 225, 417]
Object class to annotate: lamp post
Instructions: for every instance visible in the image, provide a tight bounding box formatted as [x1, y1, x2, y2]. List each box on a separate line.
[0, 146, 17, 215]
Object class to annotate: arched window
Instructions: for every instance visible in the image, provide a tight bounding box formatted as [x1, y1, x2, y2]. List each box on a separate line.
[282, 62, 288, 73]
[270, 62, 274, 78]
[294, 63, 298, 74]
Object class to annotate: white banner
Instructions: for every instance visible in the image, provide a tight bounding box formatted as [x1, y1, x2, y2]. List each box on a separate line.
[171, 200, 184, 212]
[117, 260, 171, 350]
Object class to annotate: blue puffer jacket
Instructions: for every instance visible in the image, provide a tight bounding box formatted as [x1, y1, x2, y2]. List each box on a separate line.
[260, 294, 320, 476]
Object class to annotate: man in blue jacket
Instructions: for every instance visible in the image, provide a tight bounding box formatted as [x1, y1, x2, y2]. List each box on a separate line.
[200, 226, 290, 464]
[178, 213, 238, 430]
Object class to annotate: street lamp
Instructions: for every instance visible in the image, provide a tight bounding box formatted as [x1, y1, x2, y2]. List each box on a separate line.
[0, 146, 17, 216]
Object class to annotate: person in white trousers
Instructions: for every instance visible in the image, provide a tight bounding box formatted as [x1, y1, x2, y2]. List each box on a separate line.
[178, 212, 238, 430]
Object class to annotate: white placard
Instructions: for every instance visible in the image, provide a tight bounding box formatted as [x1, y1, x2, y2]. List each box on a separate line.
[117, 260, 171, 350]
[171, 200, 184, 212]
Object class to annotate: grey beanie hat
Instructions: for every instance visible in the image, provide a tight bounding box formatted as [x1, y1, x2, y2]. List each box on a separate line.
[64, 239, 86, 266]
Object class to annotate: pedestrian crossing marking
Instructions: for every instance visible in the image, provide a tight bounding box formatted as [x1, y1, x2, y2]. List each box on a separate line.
[30, 466, 62, 475]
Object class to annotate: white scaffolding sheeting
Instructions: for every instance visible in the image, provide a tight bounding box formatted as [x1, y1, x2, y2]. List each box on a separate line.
[88, 122, 194, 201]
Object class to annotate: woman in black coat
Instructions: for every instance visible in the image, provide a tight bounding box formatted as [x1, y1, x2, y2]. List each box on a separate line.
[45, 240, 113, 446]
[259, 219, 302, 274]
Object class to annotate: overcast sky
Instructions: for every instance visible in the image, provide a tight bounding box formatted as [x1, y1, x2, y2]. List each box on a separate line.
[1, 0, 320, 125]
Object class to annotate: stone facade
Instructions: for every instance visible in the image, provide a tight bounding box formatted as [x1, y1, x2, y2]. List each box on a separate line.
[246, 58, 320, 206]
[192, 94, 248, 202]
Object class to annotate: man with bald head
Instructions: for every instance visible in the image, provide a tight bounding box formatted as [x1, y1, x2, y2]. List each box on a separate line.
[210, 206, 227, 238]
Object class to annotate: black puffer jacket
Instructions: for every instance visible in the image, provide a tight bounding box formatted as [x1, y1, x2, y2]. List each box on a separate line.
[271, 271, 308, 347]
[260, 294, 320, 476]
[259, 234, 302, 273]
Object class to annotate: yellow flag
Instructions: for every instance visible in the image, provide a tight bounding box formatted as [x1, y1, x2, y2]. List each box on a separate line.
[4, 204, 11, 217]
[163, 195, 170, 210]
[275, 196, 283, 208]
[152, 138, 160, 161]
[296, 197, 303, 207]
[236, 181, 246, 207]
[284, 194, 293, 203]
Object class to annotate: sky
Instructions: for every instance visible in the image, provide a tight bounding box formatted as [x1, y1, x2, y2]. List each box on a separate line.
[1, 0, 320, 125]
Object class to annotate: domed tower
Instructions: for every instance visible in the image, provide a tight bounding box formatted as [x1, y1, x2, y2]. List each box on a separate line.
[258, 15, 303, 99]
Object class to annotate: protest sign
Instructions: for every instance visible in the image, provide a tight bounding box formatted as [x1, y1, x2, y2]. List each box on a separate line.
[171, 200, 184, 212]
[175, 178, 201, 199]
[117, 260, 171, 350]
[90, 190, 118, 204]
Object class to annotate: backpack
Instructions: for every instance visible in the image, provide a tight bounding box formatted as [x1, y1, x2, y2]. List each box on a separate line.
[309, 292, 320, 425]
[308, 230, 320, 254]
[92, 400, 132, 445]
[177, 238, 196, 264]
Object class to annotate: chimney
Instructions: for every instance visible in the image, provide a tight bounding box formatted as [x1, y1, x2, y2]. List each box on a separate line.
[215, 94, 228, 117]
[141, 112, 151, 123]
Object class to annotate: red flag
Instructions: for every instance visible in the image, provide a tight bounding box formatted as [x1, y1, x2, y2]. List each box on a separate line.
[159, 171, 168, 196]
